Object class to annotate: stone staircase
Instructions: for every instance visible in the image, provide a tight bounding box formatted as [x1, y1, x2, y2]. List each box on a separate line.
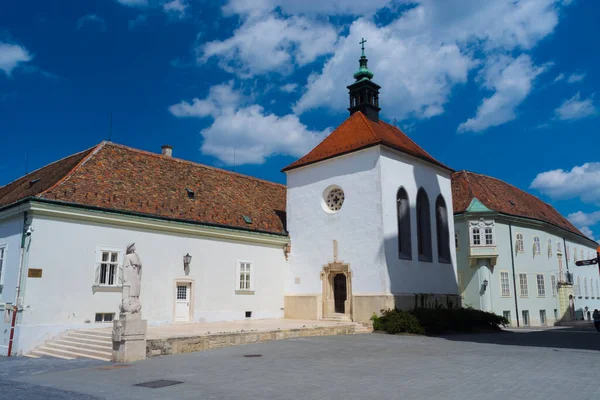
[352, 322, 373, 334]
[27, 329, 112, 362]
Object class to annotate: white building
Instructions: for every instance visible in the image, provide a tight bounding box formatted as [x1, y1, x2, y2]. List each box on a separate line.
[0, 50, 459, 356]
[453, 171, 599, 327]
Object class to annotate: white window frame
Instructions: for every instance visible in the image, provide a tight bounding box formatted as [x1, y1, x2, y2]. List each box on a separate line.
[0, 243, 6, 287]
[547, 239, 552, 258]
[576, 277, 581, 297]
[500, 271, 511, 297]
[556, 241, 562, 255]
[533, 236, 541, 255]
[516, 233, 524, 253]
[536, 274, 545, 297]
[235, 260, 254, 294]
[519, 274, 528, 297]
[540, 310, 547, 326]
[469, 219, 495, 247]
[574, 247, 578, 261]
[522, 310, 530, 326]
[584, 277, 588, 298]
[94, 247, 123, 288]
[551, 275, 557, 297]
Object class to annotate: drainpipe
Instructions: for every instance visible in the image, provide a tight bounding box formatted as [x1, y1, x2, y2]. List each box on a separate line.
[508, 223, 520, 327]
[8, 211, 28, 357]
[562, 237, 570, 279]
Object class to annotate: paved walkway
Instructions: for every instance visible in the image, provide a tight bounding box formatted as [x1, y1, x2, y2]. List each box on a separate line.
[93, 318, 354, 339]
[2, 326, 600, 399]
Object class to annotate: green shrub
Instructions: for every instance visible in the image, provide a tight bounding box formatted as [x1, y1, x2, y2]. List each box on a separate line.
[371, 309, 425, 335]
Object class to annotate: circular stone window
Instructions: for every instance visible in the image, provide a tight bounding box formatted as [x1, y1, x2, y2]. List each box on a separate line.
[324, 187, 345, 212]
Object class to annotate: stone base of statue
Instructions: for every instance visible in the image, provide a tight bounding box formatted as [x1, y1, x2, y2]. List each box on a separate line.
[112, 311, 147, 363]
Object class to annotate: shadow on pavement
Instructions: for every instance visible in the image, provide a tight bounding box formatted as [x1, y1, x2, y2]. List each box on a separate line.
[437, 325, 600, 352]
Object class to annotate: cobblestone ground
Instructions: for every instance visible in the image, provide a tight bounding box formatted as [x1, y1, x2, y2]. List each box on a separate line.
[1, 326, 600, 400]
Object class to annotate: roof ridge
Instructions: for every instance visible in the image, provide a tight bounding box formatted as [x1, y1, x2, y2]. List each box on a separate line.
[38, 142, 106, 198]
[357, 111, 379, 141]
[103, 142, 286, 189]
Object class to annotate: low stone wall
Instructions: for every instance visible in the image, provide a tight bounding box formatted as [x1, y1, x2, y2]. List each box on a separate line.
[146, 324, 355, 357]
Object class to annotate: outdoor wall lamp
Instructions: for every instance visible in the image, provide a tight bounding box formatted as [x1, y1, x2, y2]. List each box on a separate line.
[183, 253, 192, 269]
[483, 279, 488, 287]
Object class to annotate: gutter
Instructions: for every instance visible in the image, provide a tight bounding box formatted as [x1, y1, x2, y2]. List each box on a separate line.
[508, 223, 520, 327]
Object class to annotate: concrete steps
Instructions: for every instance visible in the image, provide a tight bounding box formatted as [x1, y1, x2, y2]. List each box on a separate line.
[352, 322, 373, 334]
[28, 329, 112, 362]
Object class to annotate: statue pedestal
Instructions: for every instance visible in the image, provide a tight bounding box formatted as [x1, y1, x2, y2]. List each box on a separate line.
[112, 313, 147, 363]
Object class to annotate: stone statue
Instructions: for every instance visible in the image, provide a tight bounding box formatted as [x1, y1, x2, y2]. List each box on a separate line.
[112, 242, 147, 362]
[120, 243, 142, 315]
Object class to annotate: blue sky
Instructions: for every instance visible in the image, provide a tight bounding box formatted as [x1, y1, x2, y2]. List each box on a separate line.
[1, 0, 599, 240]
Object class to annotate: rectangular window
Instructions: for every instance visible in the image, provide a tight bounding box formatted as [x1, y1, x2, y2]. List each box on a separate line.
[500, 271, 510, 297]
[503, 310, 511, 325]
[522, 310, 530, 326]
[95, 313, 114, 323]
[237, 261, 253, 291]
[519, 274, 528, 297]
[537, 274, 545, 297]
[540, 310, 547, 326]
[95, 250, 121, 287]
[551, 275, 557, 297]
[0, 245, 6, 285]
[484, 227, 494, 245]
[471, 228, 481, 245]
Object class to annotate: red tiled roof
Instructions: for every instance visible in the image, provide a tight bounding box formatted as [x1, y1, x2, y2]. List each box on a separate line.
[0, 142, 287, 235]
[282, 111, 452, 172]
[452, 170, 593, 241]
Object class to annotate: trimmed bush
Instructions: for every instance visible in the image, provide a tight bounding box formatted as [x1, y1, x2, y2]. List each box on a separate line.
[371, 309, 425, 335]
[372, 306, 508, 335]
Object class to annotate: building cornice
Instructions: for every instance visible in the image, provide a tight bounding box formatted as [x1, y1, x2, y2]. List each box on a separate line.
[2, 199, 289, 247]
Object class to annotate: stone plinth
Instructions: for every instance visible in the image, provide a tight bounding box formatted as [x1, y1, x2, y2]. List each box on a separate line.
[112, 314, 147, 363]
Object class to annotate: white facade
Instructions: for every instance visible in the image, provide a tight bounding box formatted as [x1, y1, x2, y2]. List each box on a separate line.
[0, 202, 288, 355]
[285, 145, 458, 322]
[456, 210, 598, 327]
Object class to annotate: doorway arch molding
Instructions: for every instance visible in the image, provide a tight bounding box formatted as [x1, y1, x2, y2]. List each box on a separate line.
[320, 261, 352, 320]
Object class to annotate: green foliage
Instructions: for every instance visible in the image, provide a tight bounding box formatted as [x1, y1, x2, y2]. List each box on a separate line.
[371, 309, 425, 335]
[371, 306, 508, 335]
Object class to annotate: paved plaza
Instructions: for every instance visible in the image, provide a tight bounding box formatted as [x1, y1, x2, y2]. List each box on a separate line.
[1, 326, 600, 400]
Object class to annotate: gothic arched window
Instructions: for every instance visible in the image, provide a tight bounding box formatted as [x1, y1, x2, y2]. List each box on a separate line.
[436, 195, 451, 263]
[416, 188, 432, 262]
[397, 187, 411, 260]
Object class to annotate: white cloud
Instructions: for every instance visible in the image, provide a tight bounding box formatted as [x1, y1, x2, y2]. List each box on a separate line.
[530, 163, 600, 204]
[578, 226, 596, 240]
[554, 73, 564, 83]
[457, 54, 547, 133]
[0, 42, 32, 76]
[200, 14, 338, 78]
[116, 0, 148, 6]
[169, 82, 330, 165]
[280, 83, 298, 93]
[554, 92, 597, 120]
[129, 14, 147, 30]
[163, 0, 188, 19]
[223, 0, 393, 16]
[292, 0, 562, 122]
[568, 211, 600, 227]
[567, 72, 586, 83]
[76, 14, 107, 31]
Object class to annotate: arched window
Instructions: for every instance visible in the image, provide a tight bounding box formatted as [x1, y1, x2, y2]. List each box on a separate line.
[577, 276, 581, 297]
[436, 195, 451, 263]
[533, 236, 541, 255]
[396, 187, 411, 260]
[574, 247, 578, 261]
[516, 233, 524, 253]
[584, 277, 589, 297]
[556, 241, 562, 254]
[416, 188, 432, 262]
[547, 239, 552, 258]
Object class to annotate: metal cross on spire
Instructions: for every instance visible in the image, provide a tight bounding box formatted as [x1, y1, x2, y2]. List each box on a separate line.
[359, 38, 367, 56]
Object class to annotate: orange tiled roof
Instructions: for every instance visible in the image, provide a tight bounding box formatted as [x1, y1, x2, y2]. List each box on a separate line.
[283, 111, 452, 172]
[452, 170, 594, 241]
[0, 142, 287, 235]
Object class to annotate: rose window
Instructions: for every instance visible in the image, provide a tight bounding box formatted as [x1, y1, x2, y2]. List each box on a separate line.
[325, 188, 345, 212]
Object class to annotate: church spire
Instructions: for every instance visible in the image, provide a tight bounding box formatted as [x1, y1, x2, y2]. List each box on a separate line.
[347, 37, 381, 122]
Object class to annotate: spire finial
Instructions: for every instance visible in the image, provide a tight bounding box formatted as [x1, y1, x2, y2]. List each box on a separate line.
[359, 37, 367, 57]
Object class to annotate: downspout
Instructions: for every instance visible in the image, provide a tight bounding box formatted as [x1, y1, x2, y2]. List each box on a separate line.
[8, 211, 28, 357]
[508, 223, 520, 327]
[562, 237, 570, 279]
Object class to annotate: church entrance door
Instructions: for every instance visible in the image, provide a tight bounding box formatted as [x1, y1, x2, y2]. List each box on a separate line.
[175, 282, 191, 322]
[333, 274, 347, 314]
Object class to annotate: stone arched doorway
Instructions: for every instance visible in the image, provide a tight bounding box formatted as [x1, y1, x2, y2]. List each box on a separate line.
[321, 261, 352, 320]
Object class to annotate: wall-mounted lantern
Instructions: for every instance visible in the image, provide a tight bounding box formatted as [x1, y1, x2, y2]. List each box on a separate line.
[183, 253, 192, 270]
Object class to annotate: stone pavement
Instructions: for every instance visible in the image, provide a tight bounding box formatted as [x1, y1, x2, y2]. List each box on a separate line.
[2, 326, 600, 400]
